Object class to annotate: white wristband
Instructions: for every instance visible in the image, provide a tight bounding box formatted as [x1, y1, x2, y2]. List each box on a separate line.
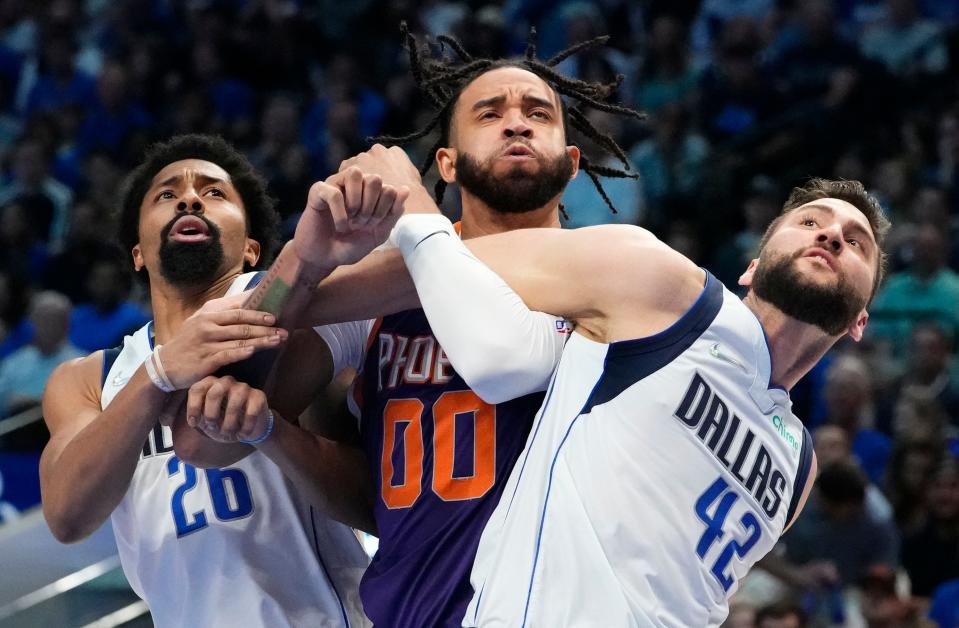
[144, 347, 176, 393]
[390, 214, 457, 257]
[239, 411, 275, 445]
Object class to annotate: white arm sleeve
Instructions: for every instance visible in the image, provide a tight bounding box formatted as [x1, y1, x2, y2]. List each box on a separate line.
[392, 214, 568, 404]
[313, 319, 374, 377]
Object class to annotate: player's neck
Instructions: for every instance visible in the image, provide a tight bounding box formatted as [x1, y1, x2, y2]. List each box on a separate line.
[742, 293, 838, 391]
[149, 270, 242, 343]
[459, 199, 560, 240]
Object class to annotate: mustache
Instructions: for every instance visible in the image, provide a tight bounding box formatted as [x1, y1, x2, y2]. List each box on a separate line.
[159, 213, 220, 241]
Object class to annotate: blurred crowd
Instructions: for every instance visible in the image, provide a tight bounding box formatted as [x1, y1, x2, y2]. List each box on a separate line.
[0, 0, 958, 625]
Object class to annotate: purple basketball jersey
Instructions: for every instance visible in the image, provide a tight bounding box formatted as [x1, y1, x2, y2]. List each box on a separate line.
[356, 308, 543, 626]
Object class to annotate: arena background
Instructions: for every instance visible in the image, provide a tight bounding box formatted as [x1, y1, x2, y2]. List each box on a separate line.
[0, 0, 957, 626]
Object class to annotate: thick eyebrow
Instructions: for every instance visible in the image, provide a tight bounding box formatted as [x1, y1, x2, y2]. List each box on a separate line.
[470, 94, 557, 113]
[153, 173, 229, 191]
[804, 203, 877, 250]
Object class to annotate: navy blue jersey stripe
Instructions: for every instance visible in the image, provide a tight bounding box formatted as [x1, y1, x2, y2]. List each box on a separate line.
[785, 426, 814, 525]
[244, 270, 266, 290]
[101, 344, 123, 388]
[581, 271, 723, 414]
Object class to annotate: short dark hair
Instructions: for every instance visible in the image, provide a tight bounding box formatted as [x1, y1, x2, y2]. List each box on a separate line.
[758, 178, 891, 302]
[756, 602, 807, 627]
[115, 134, 279, 282]
[817, 460, 867, 505]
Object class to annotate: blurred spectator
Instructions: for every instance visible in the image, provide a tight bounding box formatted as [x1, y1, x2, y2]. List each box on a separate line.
[0, 470, 18, 523]
[42, 199, 118, 303]
[696, 17, 784, 145]
[68, 257, 147, 353]
[724, 600, 757, 627]
[869, 224, 959, 355]
[0, 137, 72, 246]
[563, 109, 644, 228]
[74, 60, 150, 158]
[21, 29, 96, 116]
[815, 425, 894, 521]
[0, 200, 48, 281]
[0, 269, 27, 350]
[689, 0, 774, 65]
[895, 323, 959, 425]
[635, 15, 699, 114]
[858, 564, 924, 627]
[886, 439, 943, 536]
[771, 460, 899, 592]
[765, 0, 866, 106]
[0, 290, 81, 417]
[755, 602, 806, 628]
[901, 457, 959, 597]
[710, 175, 780, 290]
[860, 0, 948, 78]
[629, 102, 709, 231]
[870, 157, 915, 220]
[302, 53, 386, 174]
[820, 356, 892, 485]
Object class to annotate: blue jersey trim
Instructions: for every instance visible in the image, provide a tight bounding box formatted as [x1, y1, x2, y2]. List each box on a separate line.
[309, 506, 351, 628]
[147, 321, 155, 350]
[101, 344, 123, 387]
[473, 375, 559, 623]
[581, 271, 723, 413]
[245, 270, 266, 290]
[785, 426, 814, 525]
[521, 271, 723, 625]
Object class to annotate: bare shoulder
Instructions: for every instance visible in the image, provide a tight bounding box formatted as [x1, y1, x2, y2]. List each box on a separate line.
[572, 224, 704, 325]
[43, 351, 104, 435]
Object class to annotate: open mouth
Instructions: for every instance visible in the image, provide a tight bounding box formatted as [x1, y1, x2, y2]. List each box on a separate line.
[169, 215, 212, 243]
[803, 248, 837, 271]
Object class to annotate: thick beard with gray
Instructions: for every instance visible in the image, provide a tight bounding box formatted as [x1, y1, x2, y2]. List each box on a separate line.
[455, 148, 573, 214]
[751, 248, 867, 336]
[158, 214, 225, 286]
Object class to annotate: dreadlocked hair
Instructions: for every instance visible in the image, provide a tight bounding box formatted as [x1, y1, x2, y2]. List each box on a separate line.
[371, 22, 645, 215]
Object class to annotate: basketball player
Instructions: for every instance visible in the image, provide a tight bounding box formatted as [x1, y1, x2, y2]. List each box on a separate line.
[189, 32, 645, 626]
[39, 134, 386, 627]
[345, 146, 890, 625]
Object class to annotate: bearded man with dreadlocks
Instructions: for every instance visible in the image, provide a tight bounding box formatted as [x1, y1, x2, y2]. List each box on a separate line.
[191, 27, 645, 627]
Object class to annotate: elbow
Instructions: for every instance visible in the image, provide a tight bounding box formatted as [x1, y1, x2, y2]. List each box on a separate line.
[43, 505, 93, 544]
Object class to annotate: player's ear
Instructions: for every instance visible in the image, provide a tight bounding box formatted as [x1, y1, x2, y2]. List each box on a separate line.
[846, 309, 868, 342]
[738, 258, 759, 287]
[436, 146, 458, 184]
[132, 244, 144, 272]
[244, 238, 261, 268]
[566, 145, 581, 181]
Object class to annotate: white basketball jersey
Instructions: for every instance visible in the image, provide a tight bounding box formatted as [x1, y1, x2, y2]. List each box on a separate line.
[465, 273, 813, 627]
[103, 273, 370, 628]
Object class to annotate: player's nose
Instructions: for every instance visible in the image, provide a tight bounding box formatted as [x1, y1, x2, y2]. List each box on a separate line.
[176, 190, 204, 214]
[816, 223, 843, 252]
[502, 111, 532, 139]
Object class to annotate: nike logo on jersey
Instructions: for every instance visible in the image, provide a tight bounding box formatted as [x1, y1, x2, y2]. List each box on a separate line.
[709, 343, 745, 371]
[111, 371, 131, 387]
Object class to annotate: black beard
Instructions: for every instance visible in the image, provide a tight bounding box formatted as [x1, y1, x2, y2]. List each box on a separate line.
[455, 147, 573, 214]
[157, 215, 225, 286]
[751, 248, 867, 336]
